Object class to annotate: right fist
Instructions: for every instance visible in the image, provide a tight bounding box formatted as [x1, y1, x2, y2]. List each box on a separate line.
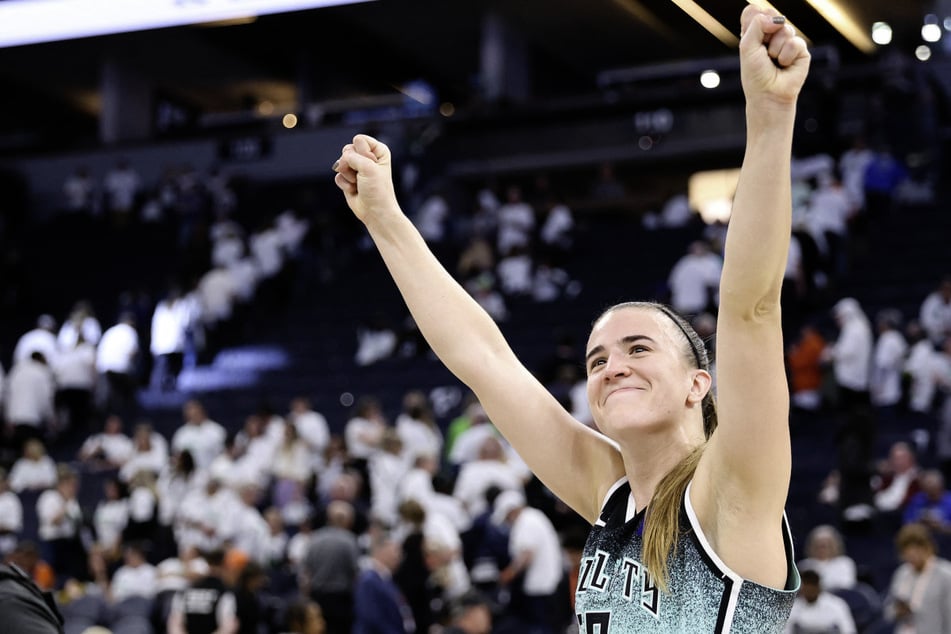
[333, 134, 399, 224]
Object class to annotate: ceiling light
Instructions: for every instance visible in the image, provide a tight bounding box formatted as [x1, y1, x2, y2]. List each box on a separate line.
[922, 23, 942, 43]
[801, 0, 872, 53]
[700, 70, 720, 89]
[871, 22, 892, 46]
[915, 45, 932, 61]
[282, 113, 298, 129]
[669, 0, 738, 47]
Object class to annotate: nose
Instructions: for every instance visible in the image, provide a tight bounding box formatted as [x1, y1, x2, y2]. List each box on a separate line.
[602, 353, 631, 379]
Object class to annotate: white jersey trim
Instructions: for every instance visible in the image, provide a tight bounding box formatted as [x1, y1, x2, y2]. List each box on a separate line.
[684, 480, 743, 634]
[594, 476, 630, 527]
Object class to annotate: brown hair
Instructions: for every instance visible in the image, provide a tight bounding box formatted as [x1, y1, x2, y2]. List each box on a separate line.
[896, 523, 936, 553]
[595, 301, 718, 592]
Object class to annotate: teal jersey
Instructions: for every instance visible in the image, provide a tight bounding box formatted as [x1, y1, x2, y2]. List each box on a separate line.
[575, 478, 799, 633]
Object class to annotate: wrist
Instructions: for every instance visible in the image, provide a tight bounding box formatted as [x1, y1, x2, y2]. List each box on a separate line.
[745, 99, 797, 131]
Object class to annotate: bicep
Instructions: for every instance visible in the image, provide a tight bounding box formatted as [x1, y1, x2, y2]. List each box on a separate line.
[701, 311, 791, 510]
[471, 358, 623, 523]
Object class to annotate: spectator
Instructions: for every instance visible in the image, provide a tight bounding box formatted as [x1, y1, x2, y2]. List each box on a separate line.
[103, 158, 141, 221]
[289, 397, 330, 472]
[885, 523, 951, 632]
[150, 286, 193, 392]
[36, 465, 86, 584]
[282, 599, 326, 634]
[826, 297, 875, 523]
[167, 549, 238, 634]
[9, 439, 57, 493]
[63, 165, 96, 214]
[395, 390, 442, 465]
[870, 308, 908, 419]
[903, 469, 951, 534]
[0, 468, 23, 557]
[452, 437, 526, 517]
[119, 421, 169, 483]
[667, 240, 722, 316]
[52, 334, 97, 435]
[443, 590, 492, 634]
[784, 569, 856, 634]
[271, 422, 312, 510]
[78, 415, 135, 471]
[91, 477, 129, 558]
[353, 533, 415, 634]
[495, 185, 535, 256]
[57, 300, 102, 349]
[235, 561, 269, 634]
[12, 314, 58, 366]
[920, 277, 951, 346]
[797, 524, 857, 591]
[171, 399, 226, 472]
[107, 542, 158, 603]
[95, 312, 140, 420]
[299, 500, 359, 634]
[493, 490, 564, 634]
[874, 441, 921, 515]
[904, 320, 940, 417]
[786, 323, 827, 412]
[4, 352, 56, 450]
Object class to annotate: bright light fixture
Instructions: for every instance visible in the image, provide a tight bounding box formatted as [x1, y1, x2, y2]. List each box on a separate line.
[915, 45, 932, 61]
[802, 0, 874, 53]
[871, 22, 893, 46]
[700, 70, 720, 89]
[922, 23, 942, 43]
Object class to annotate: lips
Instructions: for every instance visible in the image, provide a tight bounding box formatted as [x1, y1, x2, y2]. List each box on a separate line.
[603, 386, 644, 404]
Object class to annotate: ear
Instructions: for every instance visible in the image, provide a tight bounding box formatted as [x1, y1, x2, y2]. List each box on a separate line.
[686, 369, 713, 406]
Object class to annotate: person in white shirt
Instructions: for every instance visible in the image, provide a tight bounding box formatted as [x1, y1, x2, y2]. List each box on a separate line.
[797, 524, 857, 591]
[0, 468, 23, 556]
[904, 320, 940, 416]
[150, 287, 193, 392]
[63, 165, 96, 213]
[493, 490, 564, 632]
[344, 396, 387, 464]
[96, 313, 140, 419]
[495, 185, 535, 256]
[171, 400, 226, 472]
[784, 569, 856, 634]
[37, 465, 86, 582]
[920, 277, 951, 346]
[369, 431, 409, 527]
[826, 297, 876, 523]
[53, 336, 97, 434]
[79, 415, 135, 471]
[57, 300, 102, 349]
[12, 315, 59, 366]
[9, 439, 57, 493]
[119, 422, 170, 483]
[395, 390, 443, 466]
[289, 397, 329, 471]
[452, 437, 526, 518]
[107, 542, 158, 603]
[5, 352, 56, 450]
[667, 240, 723, 315]
[271, 422, 313, 509]
[92, 477, 129, 556]
[103, 158, 141, 218]
[871, 309, 909, 414]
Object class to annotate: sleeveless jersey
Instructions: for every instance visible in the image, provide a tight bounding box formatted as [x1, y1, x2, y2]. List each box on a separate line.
[575, 478, 799, 633]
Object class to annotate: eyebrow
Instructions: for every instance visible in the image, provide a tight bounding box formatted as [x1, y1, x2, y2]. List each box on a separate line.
[585, 335, 657, 365]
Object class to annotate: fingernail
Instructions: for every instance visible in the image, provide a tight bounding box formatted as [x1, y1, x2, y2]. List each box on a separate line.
[772, 15, 786, 24]
[332, 160, 340, 172]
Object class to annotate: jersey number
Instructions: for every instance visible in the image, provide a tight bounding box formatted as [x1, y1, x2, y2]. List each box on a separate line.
[580, 611, 611, 633]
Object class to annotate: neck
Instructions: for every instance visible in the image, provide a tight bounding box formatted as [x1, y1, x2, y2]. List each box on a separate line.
[618, 428, 700, 511]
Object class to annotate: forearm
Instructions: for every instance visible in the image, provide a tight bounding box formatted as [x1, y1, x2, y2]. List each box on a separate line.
[364, 209, 512, 387]
[719, 104, 796, 316]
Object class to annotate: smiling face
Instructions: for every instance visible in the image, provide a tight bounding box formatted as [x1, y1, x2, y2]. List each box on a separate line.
[585, 305, 708, 442]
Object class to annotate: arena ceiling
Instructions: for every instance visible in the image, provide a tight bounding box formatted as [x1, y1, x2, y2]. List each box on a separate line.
[0, 0, 935, 153]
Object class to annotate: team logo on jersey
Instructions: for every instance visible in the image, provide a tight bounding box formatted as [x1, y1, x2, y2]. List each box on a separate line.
[577, 551, 660, 619]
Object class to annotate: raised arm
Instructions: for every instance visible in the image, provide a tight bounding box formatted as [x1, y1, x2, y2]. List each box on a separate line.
[693, 4, 809, 579]
[334, 137, 623, 522]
